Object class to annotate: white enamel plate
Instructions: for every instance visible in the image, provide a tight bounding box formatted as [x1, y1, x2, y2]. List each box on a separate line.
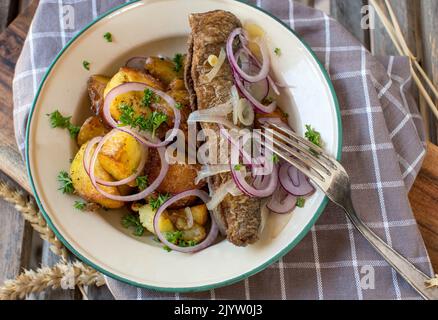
[26, 0, 341, 291]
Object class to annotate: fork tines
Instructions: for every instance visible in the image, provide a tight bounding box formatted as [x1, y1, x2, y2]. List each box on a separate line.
[260, 121, 337, 184]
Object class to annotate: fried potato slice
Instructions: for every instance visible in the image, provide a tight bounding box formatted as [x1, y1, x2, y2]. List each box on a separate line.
[70, 142, 124, 209]
[77, 116, 109, 146]
[97, 131, 145, 183]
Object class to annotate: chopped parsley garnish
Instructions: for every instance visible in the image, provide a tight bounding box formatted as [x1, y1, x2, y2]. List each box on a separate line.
[272, 154, 280, 164]
[296, 197, 306, 208]
[262, 96, 274, 106]
[165, 231, 197, 248]
[121, 214, 145, 237]
[136, 175, 148, 190]
[173, 53, 184, 72]
[149, 193, 171, 211]
[57, 171, 74, 194]
[74, 201, 87, 211]
[163, 245, 172, 252]
[175, 102, 182, 110]
[234, 164, 242, 171]
[141, 88, 154, 107]
[118, 104, 168, 137]
[82, 60, 90, 70]
[103, 32, 112, 42]
[305, 125, 322, 148]
[274, 47, 281, 56]
[47, 110, 80, 138]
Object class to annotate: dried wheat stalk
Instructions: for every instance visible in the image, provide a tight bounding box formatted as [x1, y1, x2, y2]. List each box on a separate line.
[425, 275, 438, 289]
[0, 182, 68, 260]
[0, 261, 105, 300]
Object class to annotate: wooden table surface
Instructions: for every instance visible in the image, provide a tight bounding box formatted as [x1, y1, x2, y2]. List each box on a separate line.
[0, 0, 437, 298]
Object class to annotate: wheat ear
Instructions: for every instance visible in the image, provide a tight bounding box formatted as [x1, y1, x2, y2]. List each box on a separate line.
[0, 182, 68, 260]
[0, 261, 105, 300]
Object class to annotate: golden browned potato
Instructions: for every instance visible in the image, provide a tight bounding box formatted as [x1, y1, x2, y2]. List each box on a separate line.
[144, 57, 183, 87]
[169, 78, 186, 91]
[146, 150, 206, 208]
[190, 204, 208, 225]
[70, 142, 124, 209]
[77, 116, 109, 146]
[138, 204, 175, 234]
[97, 131, 144, 183]
[168, 204, 208, 230]
[181, 223, 206, 243]
[104, 67, 164, 97]
[88, 75, 110, 116]
[104, 67, 164, 122]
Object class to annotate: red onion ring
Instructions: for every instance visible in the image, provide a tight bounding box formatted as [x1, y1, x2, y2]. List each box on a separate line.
[267, 185, 297, 214]
[232, 71, 276, 114]
[103, 82, 181, 148]
[83, 136, 148, 187]
[88, 129, 169, 202]
[279, 163, 315, 196]
[153, 190, 218, 253]
[125, 56, 147, 70]
[240, 45, 280, 96]
[230, 164, 278, 198]
[226, 28, 270, 83]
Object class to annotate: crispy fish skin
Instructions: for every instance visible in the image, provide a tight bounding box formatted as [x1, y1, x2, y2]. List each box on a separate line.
[186, 10, 261, 246]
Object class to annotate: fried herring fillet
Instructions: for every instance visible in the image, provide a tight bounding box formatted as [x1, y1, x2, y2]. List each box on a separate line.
[185, 10, 261, 246]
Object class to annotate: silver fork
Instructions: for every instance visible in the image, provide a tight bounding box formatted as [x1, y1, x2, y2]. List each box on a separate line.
[260, 121, 438, 300]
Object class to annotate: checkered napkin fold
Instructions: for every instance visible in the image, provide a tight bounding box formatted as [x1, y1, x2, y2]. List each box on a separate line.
[12, 0, 433, 300]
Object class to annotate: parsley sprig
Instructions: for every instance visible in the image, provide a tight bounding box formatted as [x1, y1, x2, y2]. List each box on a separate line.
[173, 53, 184, 72]
[296, 197, 306, 208]
[136, 175, 148, 190]
[121, 214, 145, 237]
[57, 171, 74, 194]
[47, 110, 80, 138]
[305, 125, 322, 147]
[165, 231, 197, 248]
[141, 88, 155, 107]
[103, 32, 112, 42]
[149, 193, 171, 211]
[118, 104, 168, 137]
[74, 201, 87, 211]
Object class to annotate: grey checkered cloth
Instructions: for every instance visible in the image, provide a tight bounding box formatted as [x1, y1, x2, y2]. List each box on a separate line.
[13, 0, 433, 300]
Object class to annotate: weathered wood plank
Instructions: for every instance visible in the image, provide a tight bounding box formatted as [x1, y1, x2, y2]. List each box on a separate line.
[330, 0, 370, 48]
[0, 0, 38, 194]
[409, 142, 438, 272]
[0, 172, 34, 287]
[419, 0, 438, 144]
[0, 0, 17, 33]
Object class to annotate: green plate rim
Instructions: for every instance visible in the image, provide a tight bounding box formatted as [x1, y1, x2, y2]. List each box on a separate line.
[25, 0, 343, 293]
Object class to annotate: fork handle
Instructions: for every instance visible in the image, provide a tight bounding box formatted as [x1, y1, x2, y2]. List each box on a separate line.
[341, 196, 438, 300]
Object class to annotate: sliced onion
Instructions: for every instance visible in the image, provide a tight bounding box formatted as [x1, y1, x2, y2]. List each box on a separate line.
[184, 207, 194, 229]
[88, 129, 169, 202]
[226, 28, 270, 83]
[267, 185, 297, 214]
[233, 72, 276, 114]
[190, 101, 232, 117]
[236, 49, 270, 101]
[240, 45, 280, 96]
[187, 112, 238, 130]
[125, 56, 147, 70]
[103, 82, 181, 148]
[83, 136, 102, 175]
[231, 165, 278, 198]
[279, 163, 315, 196]
[153, 190, 218, 253]
[231, 85, 240, 125]
[195, 165, 231, 185]
[204, 48, 226, 83]
[237, 98, 255, 126]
